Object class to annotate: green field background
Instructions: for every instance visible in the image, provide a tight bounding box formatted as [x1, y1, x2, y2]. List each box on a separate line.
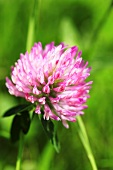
[0, 0, 113, 170]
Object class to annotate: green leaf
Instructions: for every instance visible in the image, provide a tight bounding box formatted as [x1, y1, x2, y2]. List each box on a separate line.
[3, 104, 32, 117]
[20, 111, 31, 134]
[40, 115, 60, 153]
[10, 111, 31, 143]
[10, 115, 21, 143]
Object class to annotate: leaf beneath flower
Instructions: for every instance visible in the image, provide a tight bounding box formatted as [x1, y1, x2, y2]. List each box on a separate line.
[10, 111, 31, 143]
[3, 104, 32, 117]
[10, 115, 21, 142]
[20, 111, 31, 134]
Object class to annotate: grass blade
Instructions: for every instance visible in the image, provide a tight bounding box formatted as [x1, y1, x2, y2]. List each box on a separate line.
[77, 116, 98, 170]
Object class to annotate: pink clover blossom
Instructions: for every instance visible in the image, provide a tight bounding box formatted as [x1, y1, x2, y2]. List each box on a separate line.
[6, 42, 92, 128]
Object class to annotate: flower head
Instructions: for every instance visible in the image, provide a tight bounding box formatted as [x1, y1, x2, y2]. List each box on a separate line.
[6, 42, 92, 128]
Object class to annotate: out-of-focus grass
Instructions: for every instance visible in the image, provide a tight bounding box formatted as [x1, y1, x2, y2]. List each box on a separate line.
[0, 0, 113, 170]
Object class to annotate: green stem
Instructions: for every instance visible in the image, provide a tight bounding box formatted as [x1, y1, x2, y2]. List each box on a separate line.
[38, 142, 54, 170]
[77, 116, 98, 170]
[15, 131, 24, 170]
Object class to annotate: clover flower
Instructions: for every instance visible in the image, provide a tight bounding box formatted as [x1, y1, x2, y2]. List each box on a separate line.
[6, 42, 92, 128]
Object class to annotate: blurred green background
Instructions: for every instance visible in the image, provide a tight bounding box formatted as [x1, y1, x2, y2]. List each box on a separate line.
[0, 0, 113, 170]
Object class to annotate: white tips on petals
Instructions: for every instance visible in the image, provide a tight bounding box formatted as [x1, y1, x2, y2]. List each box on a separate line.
[62, 120, 69, 129]
[43, 84, 50, 94]
[38, 97, 46, 105]
[33, 86, 41, 95]
[35, 105, 41, 114]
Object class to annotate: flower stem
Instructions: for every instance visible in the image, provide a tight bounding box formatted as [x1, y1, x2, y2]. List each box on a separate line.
[15, 131, 24, 170]
[77, 116, 98, 170]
